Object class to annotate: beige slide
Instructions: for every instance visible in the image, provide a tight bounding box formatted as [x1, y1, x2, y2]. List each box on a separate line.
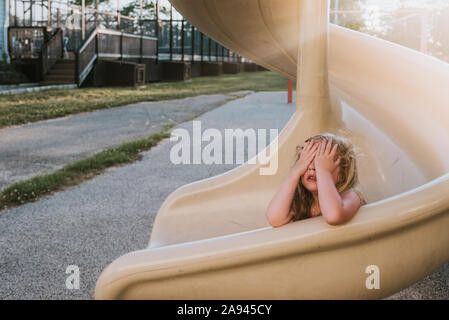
[95, 0, 449, 299]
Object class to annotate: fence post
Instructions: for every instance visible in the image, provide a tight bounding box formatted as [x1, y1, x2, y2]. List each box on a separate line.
[60, 29, 64, 59]
[181, 19, 184, 61]
[200, 32, 203, 62]
[117, 0, 121, 31]
[29, 0, 33, 26]
[94, 0, 98, 28]
[14, 0, 17, 26]
[120, 32, 123, 60]
[208, 37, 211, 61]
[155, 0, 159, 63]
[191, 25, 195, 62]
[169, 5, 173, 61]
[140, 35, 143, 62]
[215, 42, 218, 62]
[81, 0, 85, 40]
[47, 0, 52, 27]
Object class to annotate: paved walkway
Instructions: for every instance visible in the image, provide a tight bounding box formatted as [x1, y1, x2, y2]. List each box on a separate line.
[0, 92, 447, 299]
[0, 91, 251, 191]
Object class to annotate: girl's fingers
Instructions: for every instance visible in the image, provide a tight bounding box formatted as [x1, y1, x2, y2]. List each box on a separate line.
[304, 140, 312, 152]
[331, 143, 338, 156]
[325, 139, 332, 154]
[305, 140, 318, 155]
[307, 149, 318, 161]
[335, 156, 341, 166]
[319, 140, 325, 156]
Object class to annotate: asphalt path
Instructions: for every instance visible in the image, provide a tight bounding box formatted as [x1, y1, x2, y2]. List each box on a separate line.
[0, 91, 251, 191]
[0, 92, 447, 299]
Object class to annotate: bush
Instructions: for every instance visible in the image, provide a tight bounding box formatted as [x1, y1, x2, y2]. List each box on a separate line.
[0, 55, 29, 85]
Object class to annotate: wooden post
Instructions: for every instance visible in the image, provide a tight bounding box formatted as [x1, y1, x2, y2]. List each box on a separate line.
[47, 0, 51, 27]
[29, 0, 33, 26]
[117, 0, 121, 31]
[81, 0, 85, 40]
[94, 0, 97, 28]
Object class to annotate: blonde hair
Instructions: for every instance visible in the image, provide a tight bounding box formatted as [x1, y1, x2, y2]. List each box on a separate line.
[290, 133, 366, 221]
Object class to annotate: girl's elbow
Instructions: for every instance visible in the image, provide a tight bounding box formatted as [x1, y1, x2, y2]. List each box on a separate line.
[324, 208, 359, 226]
[266, 211, 287, 228]
[266, 213, 280, 227]
[323, 210, 346, 226]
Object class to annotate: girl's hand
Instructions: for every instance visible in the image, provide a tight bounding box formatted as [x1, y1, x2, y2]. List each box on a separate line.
[293, 140, 320, 177]
[314, 139, 340, 174]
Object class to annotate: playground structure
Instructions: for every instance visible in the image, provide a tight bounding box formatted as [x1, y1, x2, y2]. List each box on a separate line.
[95, 0, 449, 299]
[5, 0, 250, 86]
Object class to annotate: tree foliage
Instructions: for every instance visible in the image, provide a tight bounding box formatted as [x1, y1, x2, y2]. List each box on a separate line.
[330, 0, 368, 31]
[120, 0, 171, 19]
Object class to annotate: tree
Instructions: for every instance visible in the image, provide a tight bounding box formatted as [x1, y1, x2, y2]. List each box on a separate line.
[330, 0, 368, 31]
[119, 0, 171, 19]
[71, 0, 109, 7]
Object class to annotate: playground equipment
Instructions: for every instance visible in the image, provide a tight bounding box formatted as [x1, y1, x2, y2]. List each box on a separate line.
[95, 0, 449, 299]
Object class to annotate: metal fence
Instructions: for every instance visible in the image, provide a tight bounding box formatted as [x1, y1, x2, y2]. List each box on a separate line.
[8, 0, 242, 63]
[157, 19, 239, 62]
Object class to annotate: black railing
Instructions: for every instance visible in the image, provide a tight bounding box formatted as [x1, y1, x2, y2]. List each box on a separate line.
[75, 29, 98, 86]
[41, 28, 64, 77]
[76, 28, 158, 86]
[8, 26, 47, 59]
[155, 19, 240, 63]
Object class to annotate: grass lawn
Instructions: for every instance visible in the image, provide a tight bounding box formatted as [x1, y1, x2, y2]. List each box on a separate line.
[0, 71, 295, 210]
[0, 71, 294, 129]
[0, 126, 175, 210]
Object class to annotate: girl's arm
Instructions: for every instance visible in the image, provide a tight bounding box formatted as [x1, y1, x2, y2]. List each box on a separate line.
[315, 140, 361, 225]
[265, 140, 319, 227]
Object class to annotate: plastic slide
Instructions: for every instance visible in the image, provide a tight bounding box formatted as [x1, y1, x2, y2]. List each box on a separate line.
[95, 0, 449, 299]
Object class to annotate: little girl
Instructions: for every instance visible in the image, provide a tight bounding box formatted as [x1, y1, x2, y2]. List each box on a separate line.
[266, 133, 366, 227]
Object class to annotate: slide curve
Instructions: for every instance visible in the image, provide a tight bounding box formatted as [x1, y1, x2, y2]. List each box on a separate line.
[95, 0, 449, 299]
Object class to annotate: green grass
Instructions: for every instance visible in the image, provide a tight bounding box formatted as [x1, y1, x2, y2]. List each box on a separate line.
[0, 71, 294, 129]
[0, 71, 295, 210]
[0, 130, 170, 210]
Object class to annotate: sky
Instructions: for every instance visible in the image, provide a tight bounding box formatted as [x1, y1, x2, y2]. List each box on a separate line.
[362, 0, 449, 11]
[98, 0, 183, 19]
[15, 0, 449, 27]
[108, 0, 449, 17]
[95, 0, 449, 18]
